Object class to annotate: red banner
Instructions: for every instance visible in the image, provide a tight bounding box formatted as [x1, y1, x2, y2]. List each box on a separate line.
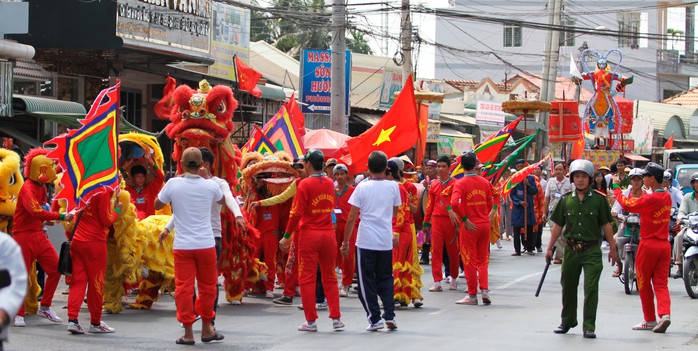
[615, 99, 634, 134]
[549, 101, 582, 142]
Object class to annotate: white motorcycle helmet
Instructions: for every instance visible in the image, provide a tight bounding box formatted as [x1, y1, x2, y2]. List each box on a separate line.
[628, 168, 644, 179]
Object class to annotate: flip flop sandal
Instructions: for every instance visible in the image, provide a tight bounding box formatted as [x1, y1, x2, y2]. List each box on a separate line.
[175, 337, 195, 345]
[201, 333, 225, 343]
[611, 270, 621, 278]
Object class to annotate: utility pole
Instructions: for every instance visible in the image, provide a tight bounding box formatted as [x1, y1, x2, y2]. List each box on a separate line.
[330, 0, 347, 134]
[687, 6, 695, 56]
[574, 41, 588, 101]
[401, 0, 413, 84]
[539, 0, 563, 156]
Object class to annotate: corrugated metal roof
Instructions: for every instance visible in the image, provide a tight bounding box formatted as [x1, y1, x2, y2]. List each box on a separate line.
[249, 41, 299, 90]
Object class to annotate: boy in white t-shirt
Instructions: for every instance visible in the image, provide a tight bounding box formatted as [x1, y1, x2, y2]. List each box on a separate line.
[341, 151, 401, 332]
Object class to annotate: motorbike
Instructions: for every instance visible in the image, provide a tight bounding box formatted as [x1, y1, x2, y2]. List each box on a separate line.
[679, 212, 698, 299]
[669, 207, 680, 275]
[618, 213, 640, 295]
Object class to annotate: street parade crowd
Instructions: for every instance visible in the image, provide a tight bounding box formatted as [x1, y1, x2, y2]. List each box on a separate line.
[0, 141, 687, 345]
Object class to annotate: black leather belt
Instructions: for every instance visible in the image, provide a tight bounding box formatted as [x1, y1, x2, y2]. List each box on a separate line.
[566, 238, 598, 252]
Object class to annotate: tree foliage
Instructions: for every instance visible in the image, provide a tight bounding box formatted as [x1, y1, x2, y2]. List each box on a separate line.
[251, 0, 373, 60]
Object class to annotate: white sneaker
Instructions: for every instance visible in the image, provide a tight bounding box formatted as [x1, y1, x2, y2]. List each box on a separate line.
[316, 301, 328, 310]
[632, 321, 657, 330]
[265, 290, 275, 299]
[67, 321, 84, 334]
[231, 299, 242, 305]
[89, 321, 115, 333]
[481, 290, 492, 305]
[428, 283, 442, 292]
[653, 315, 671, 333]
[449, 280, 458, 290]
[14, 316, 26, 327]
[298, 322, 317, 332]
[332, 318, 345, 329]
[37, 307, 63, 323]
[496, 240, 503, 249]
[443, 276, 452, 283]
[366, 320, 385, 331]
[458, 271, 465, 278]
[339, 286, 348, 297]
[385, 319, 398, 330]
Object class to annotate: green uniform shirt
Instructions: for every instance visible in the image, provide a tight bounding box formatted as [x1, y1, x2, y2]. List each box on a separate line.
[550, 189, 613, 241]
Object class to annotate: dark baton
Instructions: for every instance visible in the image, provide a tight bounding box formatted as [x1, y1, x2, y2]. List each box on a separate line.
[535, 246, 556, 297]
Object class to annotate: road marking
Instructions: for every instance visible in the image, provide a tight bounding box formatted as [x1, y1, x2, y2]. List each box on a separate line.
[495, 267, 561, 290]
[428, 309, 447, 315]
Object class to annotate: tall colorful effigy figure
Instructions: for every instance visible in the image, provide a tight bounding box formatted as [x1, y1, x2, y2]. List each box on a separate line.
[575, 49, 633, 149]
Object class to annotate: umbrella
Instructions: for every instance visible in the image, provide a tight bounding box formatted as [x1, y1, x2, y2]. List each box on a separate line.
[303, 128, 350, 159]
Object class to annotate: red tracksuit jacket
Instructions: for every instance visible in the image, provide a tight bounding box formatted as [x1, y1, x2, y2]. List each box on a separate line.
[335, 184, 355, 224]
[285, 175, 336, 233]
[73, 191, 118, 243]
[13, 180, 61, 236]
[125, 168, 164, 218]
[451, 174, 494, 224]
[424, 177, 456, 223]
[613, 188, 671, 241]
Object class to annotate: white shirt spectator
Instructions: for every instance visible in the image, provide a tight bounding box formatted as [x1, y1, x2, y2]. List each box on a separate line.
[348, 179, 401, 251]
[158, 174, 223, 250]
[0, 231, 27, 336]
[545, 177, 574, 213]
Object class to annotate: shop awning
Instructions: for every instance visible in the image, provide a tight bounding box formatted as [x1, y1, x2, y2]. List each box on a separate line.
[13, 95, 86, 115]
[440, 113, 477, 126]
[0, 126, 41, 147]
[623, 153, 650, 162]
[439, 124, 474, 138]
[256, 84, 286, 101]
[352, 113, 382, 126]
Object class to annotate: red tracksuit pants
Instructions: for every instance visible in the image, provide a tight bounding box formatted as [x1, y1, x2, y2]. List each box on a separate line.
[67, 241, 106, 324]
[336, 221, 357, 287]
[636, 239, 671, 322]
[174, 248, 217, 326]
[282, 234, 300, 298]
[298, 229, 341, 322]
[431, 216, 459, 283]
[256, 230, 279, 292]
[460, 221, 491, 296]
[13, 232, 61, 316]
[393, 224, 414, 304]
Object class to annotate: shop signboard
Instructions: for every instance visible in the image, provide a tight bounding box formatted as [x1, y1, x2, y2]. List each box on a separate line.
[116, 0, 212, 54]
[209, 1, 250, 81]
[300, 49, 351, 115]
[437, 135, 454, 156]
[629, 116, 654, 155]
[451, 137, 474, 155]
[427, 120, 441, 143]
[378, 69, 403, 110]
[475, 101, 505, 127]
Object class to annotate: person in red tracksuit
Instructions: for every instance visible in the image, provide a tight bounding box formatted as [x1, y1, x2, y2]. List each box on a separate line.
[332, 164, 357, 298]
[254, 202, 281, 298]
[12, 148, 75, 328]
[123, 153, 164, 219]
[612, 162, 673, 333]
[451, 152, 494, 305]
[423, 155, 459, 292]
[281, 149, 344, 332]
[66, 190, 121, 334]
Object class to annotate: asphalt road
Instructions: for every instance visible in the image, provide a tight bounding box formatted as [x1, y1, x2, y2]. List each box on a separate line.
[5, 227, 698, 351]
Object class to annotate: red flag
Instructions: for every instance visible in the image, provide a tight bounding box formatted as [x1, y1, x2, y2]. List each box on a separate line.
[571, 135, 585, 159]
[234, 56, 262, 98]
[664, 134, 674, 149]
[340, 75, 418, 174]
[284, 93, 306, 137]
[414, 103, 429, 167]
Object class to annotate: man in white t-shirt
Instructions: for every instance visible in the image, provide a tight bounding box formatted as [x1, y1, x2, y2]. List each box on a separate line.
[155, 147, 224, 345]
[162, 147, 247, 318]
[542, 162, 574, 263]
[341, 151, 401, 332]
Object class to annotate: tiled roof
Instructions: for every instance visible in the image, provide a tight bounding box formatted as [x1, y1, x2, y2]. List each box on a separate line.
[444, 79, 480, 92]
[663, 86, 698, 106]
[507, 73, 593, 102]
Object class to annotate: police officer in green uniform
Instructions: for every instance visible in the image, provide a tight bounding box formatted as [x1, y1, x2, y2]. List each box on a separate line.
[546, 159, 618, 339]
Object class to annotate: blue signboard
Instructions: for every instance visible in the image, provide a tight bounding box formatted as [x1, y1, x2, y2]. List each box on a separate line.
[300, 49, 351, 115]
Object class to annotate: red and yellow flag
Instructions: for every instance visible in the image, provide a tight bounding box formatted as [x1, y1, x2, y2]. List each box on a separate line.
[340, 75, 419, 174]
[47, 82, 120, 211]
[235, 56, 263, 98]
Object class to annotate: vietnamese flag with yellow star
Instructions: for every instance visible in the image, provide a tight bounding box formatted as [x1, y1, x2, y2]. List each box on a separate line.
[340, 75, 419, 174]
[46, 82, 120, 211]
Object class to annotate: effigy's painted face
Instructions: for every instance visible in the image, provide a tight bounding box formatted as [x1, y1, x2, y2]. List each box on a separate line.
[0, 148, 23, 218]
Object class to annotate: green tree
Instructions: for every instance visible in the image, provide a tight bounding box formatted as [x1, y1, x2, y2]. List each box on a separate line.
[667, 28, 684, 51]
[250, 0, 373, 59]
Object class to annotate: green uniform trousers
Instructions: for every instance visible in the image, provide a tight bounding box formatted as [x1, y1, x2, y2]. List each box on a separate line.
[560, 245, 602, 332]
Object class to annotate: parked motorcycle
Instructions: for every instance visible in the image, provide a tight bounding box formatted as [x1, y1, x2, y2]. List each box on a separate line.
[680, 212, 698, 299]
[618, 213, 640, 295]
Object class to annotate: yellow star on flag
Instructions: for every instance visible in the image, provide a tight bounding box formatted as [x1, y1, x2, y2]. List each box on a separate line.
[373, 126, 396, 146]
